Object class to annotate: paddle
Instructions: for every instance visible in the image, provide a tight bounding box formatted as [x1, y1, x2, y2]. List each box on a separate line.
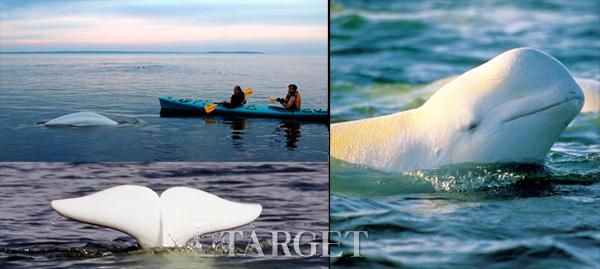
[205, 88, 253, 113]
[269, 96, 277, 104]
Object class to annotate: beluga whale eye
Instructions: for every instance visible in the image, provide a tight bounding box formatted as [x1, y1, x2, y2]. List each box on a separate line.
[466, 121, 480, 133]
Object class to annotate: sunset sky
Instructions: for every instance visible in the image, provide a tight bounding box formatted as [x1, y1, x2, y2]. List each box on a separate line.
[0, 0, 327, 54]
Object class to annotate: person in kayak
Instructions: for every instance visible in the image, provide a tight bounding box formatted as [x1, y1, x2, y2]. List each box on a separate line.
[276, 84, 301, 110]
[221, 85, 246, 108]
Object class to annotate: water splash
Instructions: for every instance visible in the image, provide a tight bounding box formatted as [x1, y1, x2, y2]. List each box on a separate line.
[332, 158, 600, 196]
[403, 163, 538, 192]
[46, 215, 65, 231]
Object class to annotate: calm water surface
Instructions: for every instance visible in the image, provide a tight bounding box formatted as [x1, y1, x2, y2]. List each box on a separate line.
[0, 54, 328, 162]
[0, 162, 328, 269]
[331, 0, 600, 268]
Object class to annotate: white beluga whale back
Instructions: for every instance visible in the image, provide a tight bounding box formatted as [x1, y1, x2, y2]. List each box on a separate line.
[574, 78, 599, 112]
[331, 48, 584, 172]
[51, 185, 262, 248]
[42, 112, 118, 126]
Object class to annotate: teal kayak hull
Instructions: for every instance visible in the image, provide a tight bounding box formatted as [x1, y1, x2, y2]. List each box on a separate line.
[159, 96, 328, 122]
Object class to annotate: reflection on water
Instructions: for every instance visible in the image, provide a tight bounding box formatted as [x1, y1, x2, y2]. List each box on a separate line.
[276, 121, 302, 150]
[198, 116, 309, 151]
[223, 117, 247, 140]
[223, 117, 247, 151]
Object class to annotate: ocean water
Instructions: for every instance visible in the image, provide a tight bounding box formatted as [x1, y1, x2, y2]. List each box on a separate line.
[0, 54, 328, 162]
[330, 0, 600, 268]
[331, 0, 599, 122]
[0, 162, 329, 269]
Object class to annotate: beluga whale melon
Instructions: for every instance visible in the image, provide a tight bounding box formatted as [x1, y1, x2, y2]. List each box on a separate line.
[331, 48, 585, 172]
[414, 76, 598, 113]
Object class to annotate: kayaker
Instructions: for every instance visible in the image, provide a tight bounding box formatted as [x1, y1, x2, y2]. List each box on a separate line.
[221, 85, 246, 108]
[276, 84, 301, 110]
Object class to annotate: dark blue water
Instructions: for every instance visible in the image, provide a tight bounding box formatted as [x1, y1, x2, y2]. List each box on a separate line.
[0, 162, 328, 268]
[331, 0, 600, 268]
[0, 54, 328, 161]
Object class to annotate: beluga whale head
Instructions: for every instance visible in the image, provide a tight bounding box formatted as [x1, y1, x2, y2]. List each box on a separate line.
[331, 48, 584, 172]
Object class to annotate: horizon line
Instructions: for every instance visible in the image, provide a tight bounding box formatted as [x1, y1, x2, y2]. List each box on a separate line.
[0, 50, 267, 55]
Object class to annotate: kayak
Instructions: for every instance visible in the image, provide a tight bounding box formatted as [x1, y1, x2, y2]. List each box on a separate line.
[159, 96, 328, 122]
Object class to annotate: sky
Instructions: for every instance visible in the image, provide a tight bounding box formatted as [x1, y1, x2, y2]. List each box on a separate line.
[0, 0, 328, 54]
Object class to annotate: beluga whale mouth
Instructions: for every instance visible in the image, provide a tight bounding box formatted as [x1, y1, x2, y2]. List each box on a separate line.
[503, 95, 584, 123]
[51, 185, 262, 249]
[331, 47, 585, 172]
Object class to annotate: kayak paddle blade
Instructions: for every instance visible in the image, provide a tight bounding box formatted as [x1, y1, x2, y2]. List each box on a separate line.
[244, 88, 253, 96]
[204, 103, 218, 114]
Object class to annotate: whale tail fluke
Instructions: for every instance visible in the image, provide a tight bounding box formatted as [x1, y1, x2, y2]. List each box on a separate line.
[51, 185, 262, 248]
[160, 186, 262, 247]
[51, 185, 161, 248]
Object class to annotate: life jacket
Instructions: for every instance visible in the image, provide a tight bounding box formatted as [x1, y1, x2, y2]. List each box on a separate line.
[224, 92, 245, 108]
[232, 92, 246, 105]
[284, 91, 301, 109]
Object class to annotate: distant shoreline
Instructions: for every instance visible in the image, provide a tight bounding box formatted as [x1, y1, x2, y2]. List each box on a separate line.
[0, 50, 265, 55]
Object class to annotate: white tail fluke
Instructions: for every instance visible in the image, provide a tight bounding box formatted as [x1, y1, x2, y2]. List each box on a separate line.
[51, 185, 262, 248]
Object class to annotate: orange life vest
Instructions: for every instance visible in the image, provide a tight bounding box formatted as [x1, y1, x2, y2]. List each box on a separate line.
[285, 91, 301, 109]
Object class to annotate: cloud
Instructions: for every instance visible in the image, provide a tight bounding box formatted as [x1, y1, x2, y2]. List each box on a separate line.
[0, 0, 327, 54]
[2, 15, 326, 44]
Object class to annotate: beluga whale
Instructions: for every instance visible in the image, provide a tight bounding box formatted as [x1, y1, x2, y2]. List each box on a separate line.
[51, 185, 262, 248]
[331, 48, 584, 172]
[41, 111, 119, 127]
